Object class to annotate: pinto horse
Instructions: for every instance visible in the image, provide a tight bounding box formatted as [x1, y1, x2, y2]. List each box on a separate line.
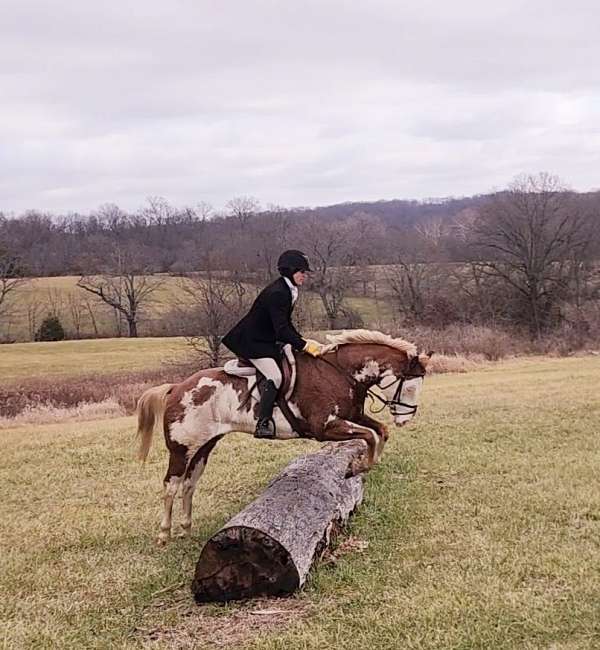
[136, 329, 431, 544]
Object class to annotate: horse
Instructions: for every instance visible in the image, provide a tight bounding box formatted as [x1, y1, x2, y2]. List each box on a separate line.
[136, 329, 432, 544]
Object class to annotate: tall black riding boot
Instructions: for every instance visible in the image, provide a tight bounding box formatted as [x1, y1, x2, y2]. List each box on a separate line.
[254, 379, 278, 439]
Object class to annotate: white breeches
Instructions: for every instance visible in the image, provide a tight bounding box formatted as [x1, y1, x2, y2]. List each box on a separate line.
[249, 357, 282, 389]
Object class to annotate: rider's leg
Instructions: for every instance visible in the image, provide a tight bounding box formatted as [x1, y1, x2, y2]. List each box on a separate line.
[249, 358, 282, 439]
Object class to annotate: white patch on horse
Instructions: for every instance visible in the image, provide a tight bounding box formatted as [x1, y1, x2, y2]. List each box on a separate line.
[164, 475, 181, 495]
[325, 413, 337, 426]
[171, 377, 255, 451]
[353, 360, 380, 382]
[183, 459, 206, 491]
[344, 420, 380, 458]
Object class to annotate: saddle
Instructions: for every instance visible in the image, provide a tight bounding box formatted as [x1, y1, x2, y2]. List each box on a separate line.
[223, 344, 310, 436]
[223, 343, 297, 400]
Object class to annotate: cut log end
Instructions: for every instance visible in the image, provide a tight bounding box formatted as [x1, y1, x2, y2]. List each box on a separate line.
[191, 440, 366, 603]
[192, 526, 299, 603]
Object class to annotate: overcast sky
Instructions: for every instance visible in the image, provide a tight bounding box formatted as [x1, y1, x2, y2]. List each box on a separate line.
[1, 0, 599, 213]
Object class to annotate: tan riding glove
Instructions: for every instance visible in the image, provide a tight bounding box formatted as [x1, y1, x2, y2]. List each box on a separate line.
[303, 339, 323, 357]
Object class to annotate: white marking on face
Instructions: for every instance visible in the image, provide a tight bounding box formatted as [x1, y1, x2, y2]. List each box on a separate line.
[353, 360, 380, 382]
[394, 377, 423, 426]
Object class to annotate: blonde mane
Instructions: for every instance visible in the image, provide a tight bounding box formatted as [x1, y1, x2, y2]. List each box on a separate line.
[321, 329, 417, 356]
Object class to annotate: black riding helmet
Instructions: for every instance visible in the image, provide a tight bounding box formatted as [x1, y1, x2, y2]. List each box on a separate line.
[277, 250, 312, 284]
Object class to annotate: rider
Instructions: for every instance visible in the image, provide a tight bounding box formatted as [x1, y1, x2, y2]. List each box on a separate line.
[222, 250, 324, 439]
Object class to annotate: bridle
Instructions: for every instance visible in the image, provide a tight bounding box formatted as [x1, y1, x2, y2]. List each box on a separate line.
[316, 350, 424, 417]
[367, 373, 423, 416]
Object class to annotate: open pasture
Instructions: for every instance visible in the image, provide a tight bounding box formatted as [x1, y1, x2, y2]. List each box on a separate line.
[0, 337, 190, 384]
[1, 356, 600, 649]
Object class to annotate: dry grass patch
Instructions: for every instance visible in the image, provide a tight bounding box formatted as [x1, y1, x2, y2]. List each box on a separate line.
[427, 352, 488, 374]
[136, 595, 310, 649]
[0, 397, 126, 428]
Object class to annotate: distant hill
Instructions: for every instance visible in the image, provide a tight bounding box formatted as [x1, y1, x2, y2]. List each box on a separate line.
[288, 195, 490, 226]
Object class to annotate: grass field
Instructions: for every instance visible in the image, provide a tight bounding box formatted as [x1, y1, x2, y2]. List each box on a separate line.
[2, 356, 600, 649]
[0, 337, 190, 384]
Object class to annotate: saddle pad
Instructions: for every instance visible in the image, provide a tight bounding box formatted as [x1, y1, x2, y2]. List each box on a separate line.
[223, 359, 256, 377]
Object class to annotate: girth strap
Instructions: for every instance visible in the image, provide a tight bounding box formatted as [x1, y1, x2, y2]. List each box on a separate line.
[276, 396, 313, 437]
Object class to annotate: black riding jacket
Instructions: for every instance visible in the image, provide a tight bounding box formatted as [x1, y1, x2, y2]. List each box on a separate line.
[221, 277, 306, 360]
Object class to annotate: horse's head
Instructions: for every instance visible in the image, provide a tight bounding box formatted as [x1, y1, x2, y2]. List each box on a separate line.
[322, 329, 432, 427]
[377, 350, 433, 427]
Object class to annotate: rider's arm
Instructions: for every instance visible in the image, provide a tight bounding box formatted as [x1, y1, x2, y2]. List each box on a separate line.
[266, 292, 306, 351]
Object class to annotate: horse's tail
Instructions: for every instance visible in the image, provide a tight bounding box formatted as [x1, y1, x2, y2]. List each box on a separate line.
[136, 383, 174, 462]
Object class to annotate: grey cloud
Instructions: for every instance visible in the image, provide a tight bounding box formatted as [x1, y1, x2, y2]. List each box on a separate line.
[1, 0, 599, 212]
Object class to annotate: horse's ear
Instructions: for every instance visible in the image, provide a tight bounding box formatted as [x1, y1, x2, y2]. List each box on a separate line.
[417, 351, 434, 368]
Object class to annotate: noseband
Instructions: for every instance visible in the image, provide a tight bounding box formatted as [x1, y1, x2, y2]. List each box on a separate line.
[367, 373, 423, 416]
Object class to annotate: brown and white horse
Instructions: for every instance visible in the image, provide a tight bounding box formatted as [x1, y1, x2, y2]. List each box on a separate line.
[136, 329, 431, 544]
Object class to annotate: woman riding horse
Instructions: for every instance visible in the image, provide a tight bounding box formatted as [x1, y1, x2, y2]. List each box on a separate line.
[221, 249, 323, 439]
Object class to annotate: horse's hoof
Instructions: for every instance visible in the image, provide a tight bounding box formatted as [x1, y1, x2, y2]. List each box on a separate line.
[345, 455, 370, 477]
[345, 459, 362, 477]
[156, 534, 170, 546]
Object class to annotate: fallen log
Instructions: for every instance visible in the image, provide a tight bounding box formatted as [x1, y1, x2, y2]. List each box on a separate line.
[192, 440, 366, 603]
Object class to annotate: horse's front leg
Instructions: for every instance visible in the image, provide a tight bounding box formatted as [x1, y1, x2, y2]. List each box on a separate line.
[355, 414, 389, 461]
[321, 418, 381, 475]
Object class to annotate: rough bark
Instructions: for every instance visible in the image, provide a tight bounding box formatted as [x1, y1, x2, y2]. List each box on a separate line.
[192, 440, 366, 603]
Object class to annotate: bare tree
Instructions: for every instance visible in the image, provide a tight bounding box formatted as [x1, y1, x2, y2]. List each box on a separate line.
[386, 221, 452, 325]
[0, 249, 29, 329]
[471, 173, 592, 338]
[82, 297, 100, 338]
[176, 272, 252, 366]
[250, 205, 292, 281]
[77, 244, 164, 337]
[226, 196, 260, 231]
[298, 217, 361, 329]
[25, 297, 45, 341]
[66, 291, 87, 339]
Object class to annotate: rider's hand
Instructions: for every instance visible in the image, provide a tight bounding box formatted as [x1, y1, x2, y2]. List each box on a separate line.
[303, 339, 323, 357]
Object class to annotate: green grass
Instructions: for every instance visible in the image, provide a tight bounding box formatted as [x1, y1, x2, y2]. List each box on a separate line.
[2, 357, 600, 648]
[0, 337, 189, 383]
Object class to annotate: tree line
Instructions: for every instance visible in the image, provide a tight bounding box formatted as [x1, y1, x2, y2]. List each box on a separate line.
[1, 173, 599, 347]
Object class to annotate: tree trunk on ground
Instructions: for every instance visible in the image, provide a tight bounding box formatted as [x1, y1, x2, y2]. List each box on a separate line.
[192, 441, 366, 603]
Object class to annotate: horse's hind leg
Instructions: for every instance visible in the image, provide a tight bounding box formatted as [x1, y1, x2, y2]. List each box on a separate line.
[157, 448, 186, 546]
[180, 436, 222, 537]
